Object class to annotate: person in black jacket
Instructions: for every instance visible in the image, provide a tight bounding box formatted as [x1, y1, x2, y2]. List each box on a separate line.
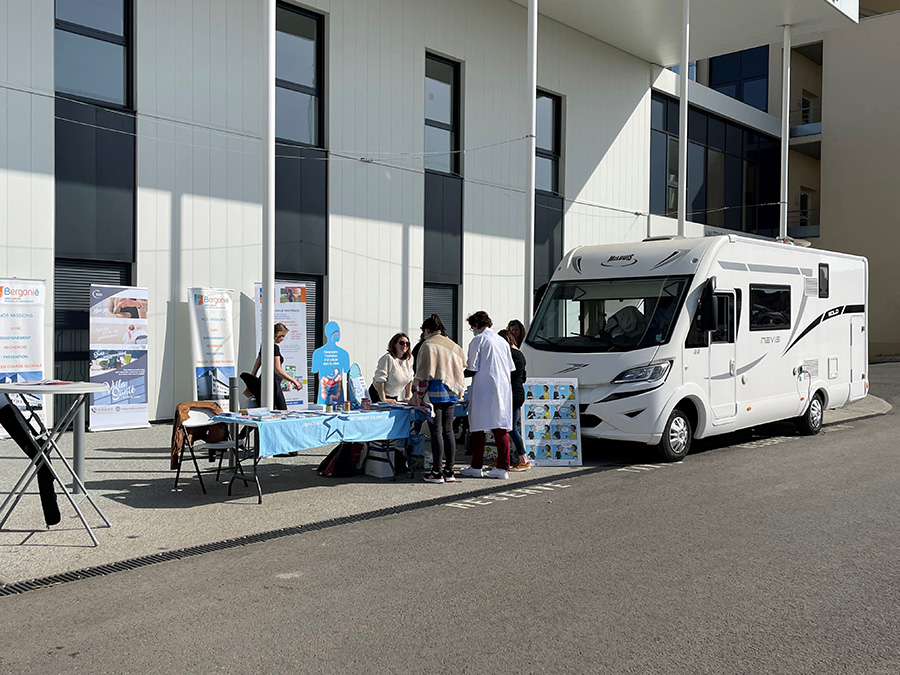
[498, 329, 530, 471]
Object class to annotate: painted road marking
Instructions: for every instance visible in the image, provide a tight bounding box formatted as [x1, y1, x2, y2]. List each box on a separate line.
[443, 482, 571, 509]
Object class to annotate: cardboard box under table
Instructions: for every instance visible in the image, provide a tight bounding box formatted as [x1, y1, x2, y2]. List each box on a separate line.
[214, 406, 415, 501]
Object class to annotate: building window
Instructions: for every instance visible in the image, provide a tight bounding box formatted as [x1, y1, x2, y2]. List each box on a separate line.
[709, 46, 769, 112]
[276, 3, 323, 147]
[536, 91, 561, 194]
[650, 92, 779, 235]
[55, 0, 131, 107]
[425, 54, 460, 175]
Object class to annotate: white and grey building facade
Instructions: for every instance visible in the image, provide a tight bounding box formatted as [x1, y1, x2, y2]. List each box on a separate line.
[1, 0, 864, 421]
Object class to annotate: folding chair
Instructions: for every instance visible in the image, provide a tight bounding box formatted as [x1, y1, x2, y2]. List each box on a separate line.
[173, 408, 236, 494]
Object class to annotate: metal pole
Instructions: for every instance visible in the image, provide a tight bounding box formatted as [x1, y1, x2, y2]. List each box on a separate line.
[677, 0, 690, 237]
[261, 0, 276, 409]
[779, 24, 792, 242]
[73, 395, 85, 495]
[524, 0, 538, 321]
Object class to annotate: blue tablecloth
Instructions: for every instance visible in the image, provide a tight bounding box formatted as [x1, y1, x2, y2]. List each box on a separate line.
[214, 407, 416, 458]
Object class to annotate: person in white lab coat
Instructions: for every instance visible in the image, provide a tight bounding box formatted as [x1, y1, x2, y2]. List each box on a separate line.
[460, 311, 514, 480]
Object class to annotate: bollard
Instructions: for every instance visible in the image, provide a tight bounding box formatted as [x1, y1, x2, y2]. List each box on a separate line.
[229, 377, 241, 412]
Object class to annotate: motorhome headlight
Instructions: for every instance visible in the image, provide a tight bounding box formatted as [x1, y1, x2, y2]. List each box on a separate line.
[612, 361, 672, 384]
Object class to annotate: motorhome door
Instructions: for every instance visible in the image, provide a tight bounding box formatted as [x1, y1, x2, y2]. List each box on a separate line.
[849, 315, 866, 399]
[709, 292, 737, 420]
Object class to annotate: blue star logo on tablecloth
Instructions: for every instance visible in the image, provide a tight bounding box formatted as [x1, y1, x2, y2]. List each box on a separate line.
[322, 414, 346, 442]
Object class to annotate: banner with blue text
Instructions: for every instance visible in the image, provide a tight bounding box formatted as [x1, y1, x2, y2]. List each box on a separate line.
[89, 285, 150, 431]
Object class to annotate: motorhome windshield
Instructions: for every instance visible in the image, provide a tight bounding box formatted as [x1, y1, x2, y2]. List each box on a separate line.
[526, 275, 691, 353]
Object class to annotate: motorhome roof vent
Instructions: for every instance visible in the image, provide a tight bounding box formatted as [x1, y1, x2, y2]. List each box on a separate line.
[642, 235, 686, 242]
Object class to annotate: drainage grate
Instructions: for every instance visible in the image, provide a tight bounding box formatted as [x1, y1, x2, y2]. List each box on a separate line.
[0, 466, 604, 597]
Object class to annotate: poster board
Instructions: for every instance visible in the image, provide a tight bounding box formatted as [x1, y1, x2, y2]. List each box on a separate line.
[0, 278, 45, 437]
[187, 288, 236, 409]
[88, 285, 150, 430]
[254, 282, 309, 409]
[521, 377, 582, 466]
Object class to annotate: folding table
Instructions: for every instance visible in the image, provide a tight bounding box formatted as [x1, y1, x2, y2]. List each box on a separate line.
[0, 381, 111, 546]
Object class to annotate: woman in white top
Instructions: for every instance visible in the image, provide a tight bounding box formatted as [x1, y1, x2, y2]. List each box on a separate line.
[369, 332, 414, 402]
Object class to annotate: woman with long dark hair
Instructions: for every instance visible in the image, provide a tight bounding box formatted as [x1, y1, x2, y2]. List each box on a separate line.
[411, 314, 466, 484]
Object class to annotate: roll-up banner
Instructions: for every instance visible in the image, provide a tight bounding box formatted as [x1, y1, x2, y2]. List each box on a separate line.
[88, 285, 150, 431]
[254, 282, 308, 409]
[0, 278, 46, 438]
[187, 288, 236, 409]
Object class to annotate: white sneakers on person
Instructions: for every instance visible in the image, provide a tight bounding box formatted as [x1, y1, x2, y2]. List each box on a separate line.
[485, 467, 509, 480]
[460, 466, 484, 478]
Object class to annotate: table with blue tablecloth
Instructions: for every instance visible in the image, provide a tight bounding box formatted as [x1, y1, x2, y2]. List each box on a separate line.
[212, 405, 418, 502]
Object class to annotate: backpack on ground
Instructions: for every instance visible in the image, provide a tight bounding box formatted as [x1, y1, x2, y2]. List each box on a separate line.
[317, 442, 365, 477]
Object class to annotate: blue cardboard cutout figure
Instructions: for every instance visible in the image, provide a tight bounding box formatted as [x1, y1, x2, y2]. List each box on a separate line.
[312, 320, 351, 404]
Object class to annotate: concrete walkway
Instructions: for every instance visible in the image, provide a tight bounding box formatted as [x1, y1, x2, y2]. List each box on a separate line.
[0, 387, 891, 586]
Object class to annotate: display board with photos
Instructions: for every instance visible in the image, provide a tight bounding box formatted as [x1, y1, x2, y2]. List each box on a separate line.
[521, 377, 582, 466]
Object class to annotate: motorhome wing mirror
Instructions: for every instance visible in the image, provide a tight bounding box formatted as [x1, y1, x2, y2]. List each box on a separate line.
[699, 279, 718, 332]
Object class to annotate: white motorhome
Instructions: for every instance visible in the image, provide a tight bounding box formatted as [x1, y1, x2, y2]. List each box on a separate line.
[522, 235, 868, 461]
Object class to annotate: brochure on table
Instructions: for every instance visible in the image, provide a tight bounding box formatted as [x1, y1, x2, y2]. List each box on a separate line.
[522, 378, 582, 466]
[88, 284, 150, 431]
[188, 287, 236, 410]
[254, 282, 308, 409]
[0, 278, 46, 438]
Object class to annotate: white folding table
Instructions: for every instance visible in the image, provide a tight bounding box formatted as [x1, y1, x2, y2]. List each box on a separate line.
[0, 381, 111, 546]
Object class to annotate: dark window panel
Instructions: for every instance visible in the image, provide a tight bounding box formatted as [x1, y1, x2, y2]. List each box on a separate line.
[724, 154, 742, 230]
[667, 136, 679, 187]
[276, 87, 317, 145]
[535, 194, 564, 290]
[650, 94, 665, 131]
[726, 123, 743, 156]
[741, 77, 768, 111]
[706, 149, 725, 228]
[713, 83, 738, 99]
[275, 145, 327, 276]
[56, 0, 125, 36]
[688, 108, 707, 145]
[650, 129, 667, 215]
[741, 45, 769, 79]
[55, 99, 135, 262]
[743, 160, 759, 233]
[709, 51, 740, 85]
[687, 141, 706, 223]
[707, 116, 726, 151]
[276, 7, 317, 89]
[424, 172, 461, 285]
[666, 98, 679, 135]
[55, 29, 126, 105]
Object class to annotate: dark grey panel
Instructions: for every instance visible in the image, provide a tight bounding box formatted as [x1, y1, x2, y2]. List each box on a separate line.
[55, 98, 135, 262]
[275, 145, 327, 276]
[424, 172, 461, 285]
[535, 193, 564, 290]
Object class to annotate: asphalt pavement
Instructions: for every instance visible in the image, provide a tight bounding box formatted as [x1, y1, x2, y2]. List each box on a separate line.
[0, 363, 896, 673]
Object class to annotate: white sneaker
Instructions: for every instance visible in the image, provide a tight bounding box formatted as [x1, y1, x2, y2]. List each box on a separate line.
[460, 466, 484, 478]
[486, 467, 509, 480]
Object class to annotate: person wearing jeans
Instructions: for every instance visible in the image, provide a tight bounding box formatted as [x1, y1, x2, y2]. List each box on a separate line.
[461, 311, 515, 479]
[410, 314, 467, 484]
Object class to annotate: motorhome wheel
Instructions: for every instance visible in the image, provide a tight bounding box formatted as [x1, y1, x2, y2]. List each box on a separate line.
[657, 408, 691, 462]
[795, 392, 824, 436]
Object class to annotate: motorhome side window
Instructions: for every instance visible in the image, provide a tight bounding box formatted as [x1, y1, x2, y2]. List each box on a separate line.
[711, 294, 734, 343]
[818, 263, 829, 298]
[749, 284, 791, 330]
[685, 304, 709, 348]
